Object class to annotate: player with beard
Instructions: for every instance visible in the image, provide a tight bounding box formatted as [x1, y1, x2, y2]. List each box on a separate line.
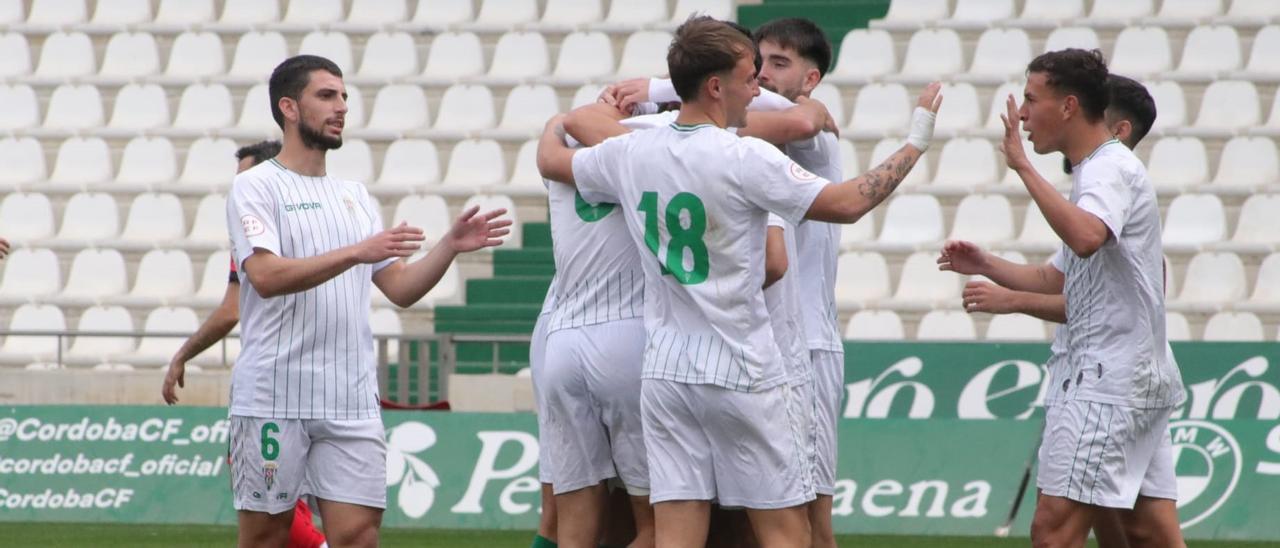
[227, 55, 510, 548]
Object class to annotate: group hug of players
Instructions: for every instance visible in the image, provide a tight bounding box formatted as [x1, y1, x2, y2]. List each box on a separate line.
[529, 15, 1187, 548]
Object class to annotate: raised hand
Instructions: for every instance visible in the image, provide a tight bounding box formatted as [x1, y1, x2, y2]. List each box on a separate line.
[355, 222, 425, 264]
[937, 240, 991, 276]
[998, 94, 1032, 172]
[917, 81, 944, 113]
[907, 82, 943, 152]
[445, 206, 512, 253]
[600, 78, 651, 115]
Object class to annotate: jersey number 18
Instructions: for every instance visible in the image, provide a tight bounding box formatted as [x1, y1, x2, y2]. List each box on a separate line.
[638, 191, 709, 285]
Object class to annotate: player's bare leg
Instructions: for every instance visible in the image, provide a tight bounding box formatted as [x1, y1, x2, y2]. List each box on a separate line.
[808, 495, 836, 548]
[1116, 496, 1185, 548]
[237, 509, 294, 548]
[1092, 509, 1131, 548]
[654, 500, 711, 548]
[625, 494, 654, 548]
[1030, 491, 1097, 548]
[556, 482, 608, 548]
[537, 483, 559, 544]
[746, 504, 811, 548]
[316, 499, 382, 548]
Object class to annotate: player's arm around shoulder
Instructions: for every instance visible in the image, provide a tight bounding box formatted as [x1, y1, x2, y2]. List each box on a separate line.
[739, 95, 838, 145]
[537, 114, 578, 184]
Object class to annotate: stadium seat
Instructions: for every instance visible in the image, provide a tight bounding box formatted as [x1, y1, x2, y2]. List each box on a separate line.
[164, 31, 225, 79]
[328, 139, 375, 182]
[0, 248, 60, 302]
[552, 32, 615, 83]
[172, 84, 234, 132]
[118, 193, 185, 244]
[1156, 0, 1225, 21]
[194, 250, 233, 304]
[346, 0, 407, 26]
[1240, 253, 1280, 312]
[893, 252, 962, 307]
[0, 0, 20, 23]
[944, 0, 1015, 27]
[1224, 194, 1280, 251]
[604, 0, 667, 28]
[1202, 312, 1264, 341]
[496, 85, 560, 136]
[473, 0, 538, 28]
[828, 29, 896, 84]
[981, 81, 1025, 136]
[154, 0, 214, 26]
[410, 0, 472, 26]
[378, 139, 441, 188]
[670, 0, 731, 22]
[540, 0, 602, 28]
[433, 85, 496, 134]
[27, 0, 86, 25]
[846, 83, 910, 139]
[1212, 136, 1278, 188]
[1216, 0, 1280, 25]
[283, 0, 344, 25]
[834, 252, 892, 307]
[870, 139, 931, 186]
[985, 315, 1047, 341]
[125, 249, 195, 304]
[1189, 81, 1261, 135]
[0, 84, 37, 130]
[964, 29, 1032, 83]
[392, 195, 451, 245]
[1017, 0, 1086, 25]
[0, 193, 54, 241]
[188, 194, 229, 245]
[61, 248, 127, 302]
[0, 137, 46, 185]
[34, 31, 93, 78]
[219, 0, 279, 24]
[134, 307, 200, 364]
[370, 307, 403, 361]
[0, 32, 30, 77]
[508, 140, 542, 189]
[365, 84, 429, 134]
[811, 84, 845, 130]
[844, 310, 905, 340]
[115, 137, 177, 185]
[357, 32, 417, 79]
[1144, 81, 1188, 132]
[67, 305, 135, 362]
[42, 84, 103, 132]
[839, 138, 860, 174]
[1166, 312, 1192, 341]
[1088, 0, 1155, 21]
[488, 32, 549, 82]
[1043, 27, 1100, 52]
[442, 139, 505, 188]
[1235, 25, 1280, 80]
[109, 84, 171, 131]
[873, 0, 950, 31]
[1013, 204, 1059, 252]
[235, 84, 277, 134]
[100, 32, 160, 79]
[916, 311, 976, 340]
[616, 31, 674, 79]
[892, 29, 964, 83]
[299, 31, 354, 75]
[421, 32, 484, 82]
[50, 138, 112, 184]
[463, 194, 520, 248]
[1145, 137, 1209, 192]
[933, 138, 997, 189]
[1175, 252, 1247, 308]
[1171, 25, 1242, 81]
[1260, 91, 1280, 136]
[0, 304, 66, 363]
[571, 84, 606, 109]
[1110, 27, 1172, 77]
[1162, 194, 1225, 252]
[949, 195, 1014, 244]
[840, 209, 875, 247]
[178, 137, 239, 187]
[229, 32, 289, 81]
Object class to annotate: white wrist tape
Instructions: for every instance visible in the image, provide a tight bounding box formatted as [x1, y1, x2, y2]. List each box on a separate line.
[905, 106, 937, 152]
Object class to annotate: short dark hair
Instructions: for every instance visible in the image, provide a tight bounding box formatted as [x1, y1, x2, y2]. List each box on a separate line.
[1105, 74, 1157, 147]
[235, 140, 282, 166]
[1026, 48, 1109, 122]
[752, 18, 832, 77]
[268, 55, 343, 129]
[668, 16, 758, 102]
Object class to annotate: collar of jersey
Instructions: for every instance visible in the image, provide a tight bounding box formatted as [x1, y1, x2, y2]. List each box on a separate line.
[268, 158, 328, 179]
[1081, 138, 1121, 163]
[669, 121, 714, 132]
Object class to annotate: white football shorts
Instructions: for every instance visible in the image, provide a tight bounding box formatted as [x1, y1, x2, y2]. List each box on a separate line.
[1037, 401, 1176, 508]
[529, 312, 553, 484]
[811, 349, 844, 496]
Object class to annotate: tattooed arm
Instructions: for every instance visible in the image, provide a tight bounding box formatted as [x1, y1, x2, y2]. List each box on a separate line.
[803, 83, 941, 224]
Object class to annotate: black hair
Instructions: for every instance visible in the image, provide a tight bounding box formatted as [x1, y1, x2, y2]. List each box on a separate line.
[1026, 48, 1109, 122]
[752, 17, 832, 77]
[268, 55, 343, 129]
[235, 140, 282, 166]
[1105, 74, 1157, 147]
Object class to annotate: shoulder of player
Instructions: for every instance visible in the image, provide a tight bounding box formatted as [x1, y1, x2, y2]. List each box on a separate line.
[230, 160, 286, 194]
[1079, 145, 1145, 185]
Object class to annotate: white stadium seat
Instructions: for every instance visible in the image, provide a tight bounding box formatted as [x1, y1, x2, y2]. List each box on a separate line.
[115, 137, 177, 185]
[604, 0, 667, 27]
[1157, 0, 1224, 20]
[839, 138, 860, 174]
[358, 32, 417, 79]
[1162, 194, 1226, 251]
[983, 81, 1025, 134]
[155, 0, 214, 25]
[847, 83, 910, 139]
[835, 252, 891, 307]
[541, 0, 602, 27]
[875, 0, 950, 30]
[1237, 25, 1280, 79]
[0, 32, 30, 77]
[1228, 195, 1280, 249]
[27, 0, 86, 25]
[671, 0, 731, 21]
[845, 310, 905, 340]
[0, 0, 20, 23]
[127, 250, 195, 303]
[985, 315, 1047, 341]
[829, 29, 895, 84]
[946, 0, 1015, 27]
[392, 195, 451, 245]
[1173, 25, 1242, 80]
[109, 84, 171, 131]
[236, 84, 277, 134]
[933, 138, 997, 189]
[188, 194, 229, 245]
[1190, 80, 1261, 134]
[178, 137, 239, 186]
[1218, 0, 1280, 22]
[1043, 27, 1100, 52]
[916, 311, 976, 340]
[877, 195, 943, 247]
[949, 195, 1014, 244]
[489, 32, 550, 81]
[1241, 254, 1280, 312]
[0, 248, 60, 302]
[230, 32, 289, 81]
[434, 85, 495, 133]
[100, 32, 160, 79]
[811, 84, 845, 130]
[328, 139, 375, 182]
[497, 85, 561, 135]
[165, 31, 225, 79]
[1202, 312, 1264, 341]
[347, 0, 408, 25]
[284, 0, 344, 25]
[1212, 137, 1278, 188]
[553, 32, 614, 82]
[370, 308, 403, 361]
[870, 138, 930, 185]
[195, 251, 233, 303]
[616, 31, 673, 79]
[0, 84, 37, 130]
[299, 31, 354, 75]
[463, 194, 520, 248]
[50, 138, 112, 184]
[894, 29, 964, 82]
[894, 252, 962, 306]
[1015, 205, 1059, 250]
[1110, 27, 1172, 77]
[35, 31, 93, 78]
[43, 84, 103, 132]
[1089, 0, 1155, 20]
[61, 249, 127, 301]
[422, 32, 484, 81]
[0, 304, 66, 362]
[966, 29, 1032, 82]
[0, 137, 46, 185]
[220, 0, 279, 24]
[1166, 312, 1192, 341]
[508, 140, 542, 189]
[474, 0, 538, 28]
[1176, 252, 1247, 306]
[840, 209, 875, 247]
[172, 84, 235, 132]
[135, 307, 200, 363]
[1145, 137, 1209, 191]
[443, 139, 505, 188]
[366, 85, 429, 133]
[1020, 0, 1085, 22]
[1145, 81, 1187, 132]
[119, 193, 185, 244]
[67, 306, 135, 361]
[411, 0, 472, 26]
[0, 193, 54, 240]
[378, 140, 441, 187]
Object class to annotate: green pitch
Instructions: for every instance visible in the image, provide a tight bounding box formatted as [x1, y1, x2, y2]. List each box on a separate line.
[1, 523, 1277, 548]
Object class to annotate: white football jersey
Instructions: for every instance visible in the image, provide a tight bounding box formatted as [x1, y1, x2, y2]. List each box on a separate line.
[785, 132, 844, 352]
[573, 122, 830, 392]
[1057, 141, 1184, 408]
[227, 159, 395, 420]
[766, 214, 813, 385]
